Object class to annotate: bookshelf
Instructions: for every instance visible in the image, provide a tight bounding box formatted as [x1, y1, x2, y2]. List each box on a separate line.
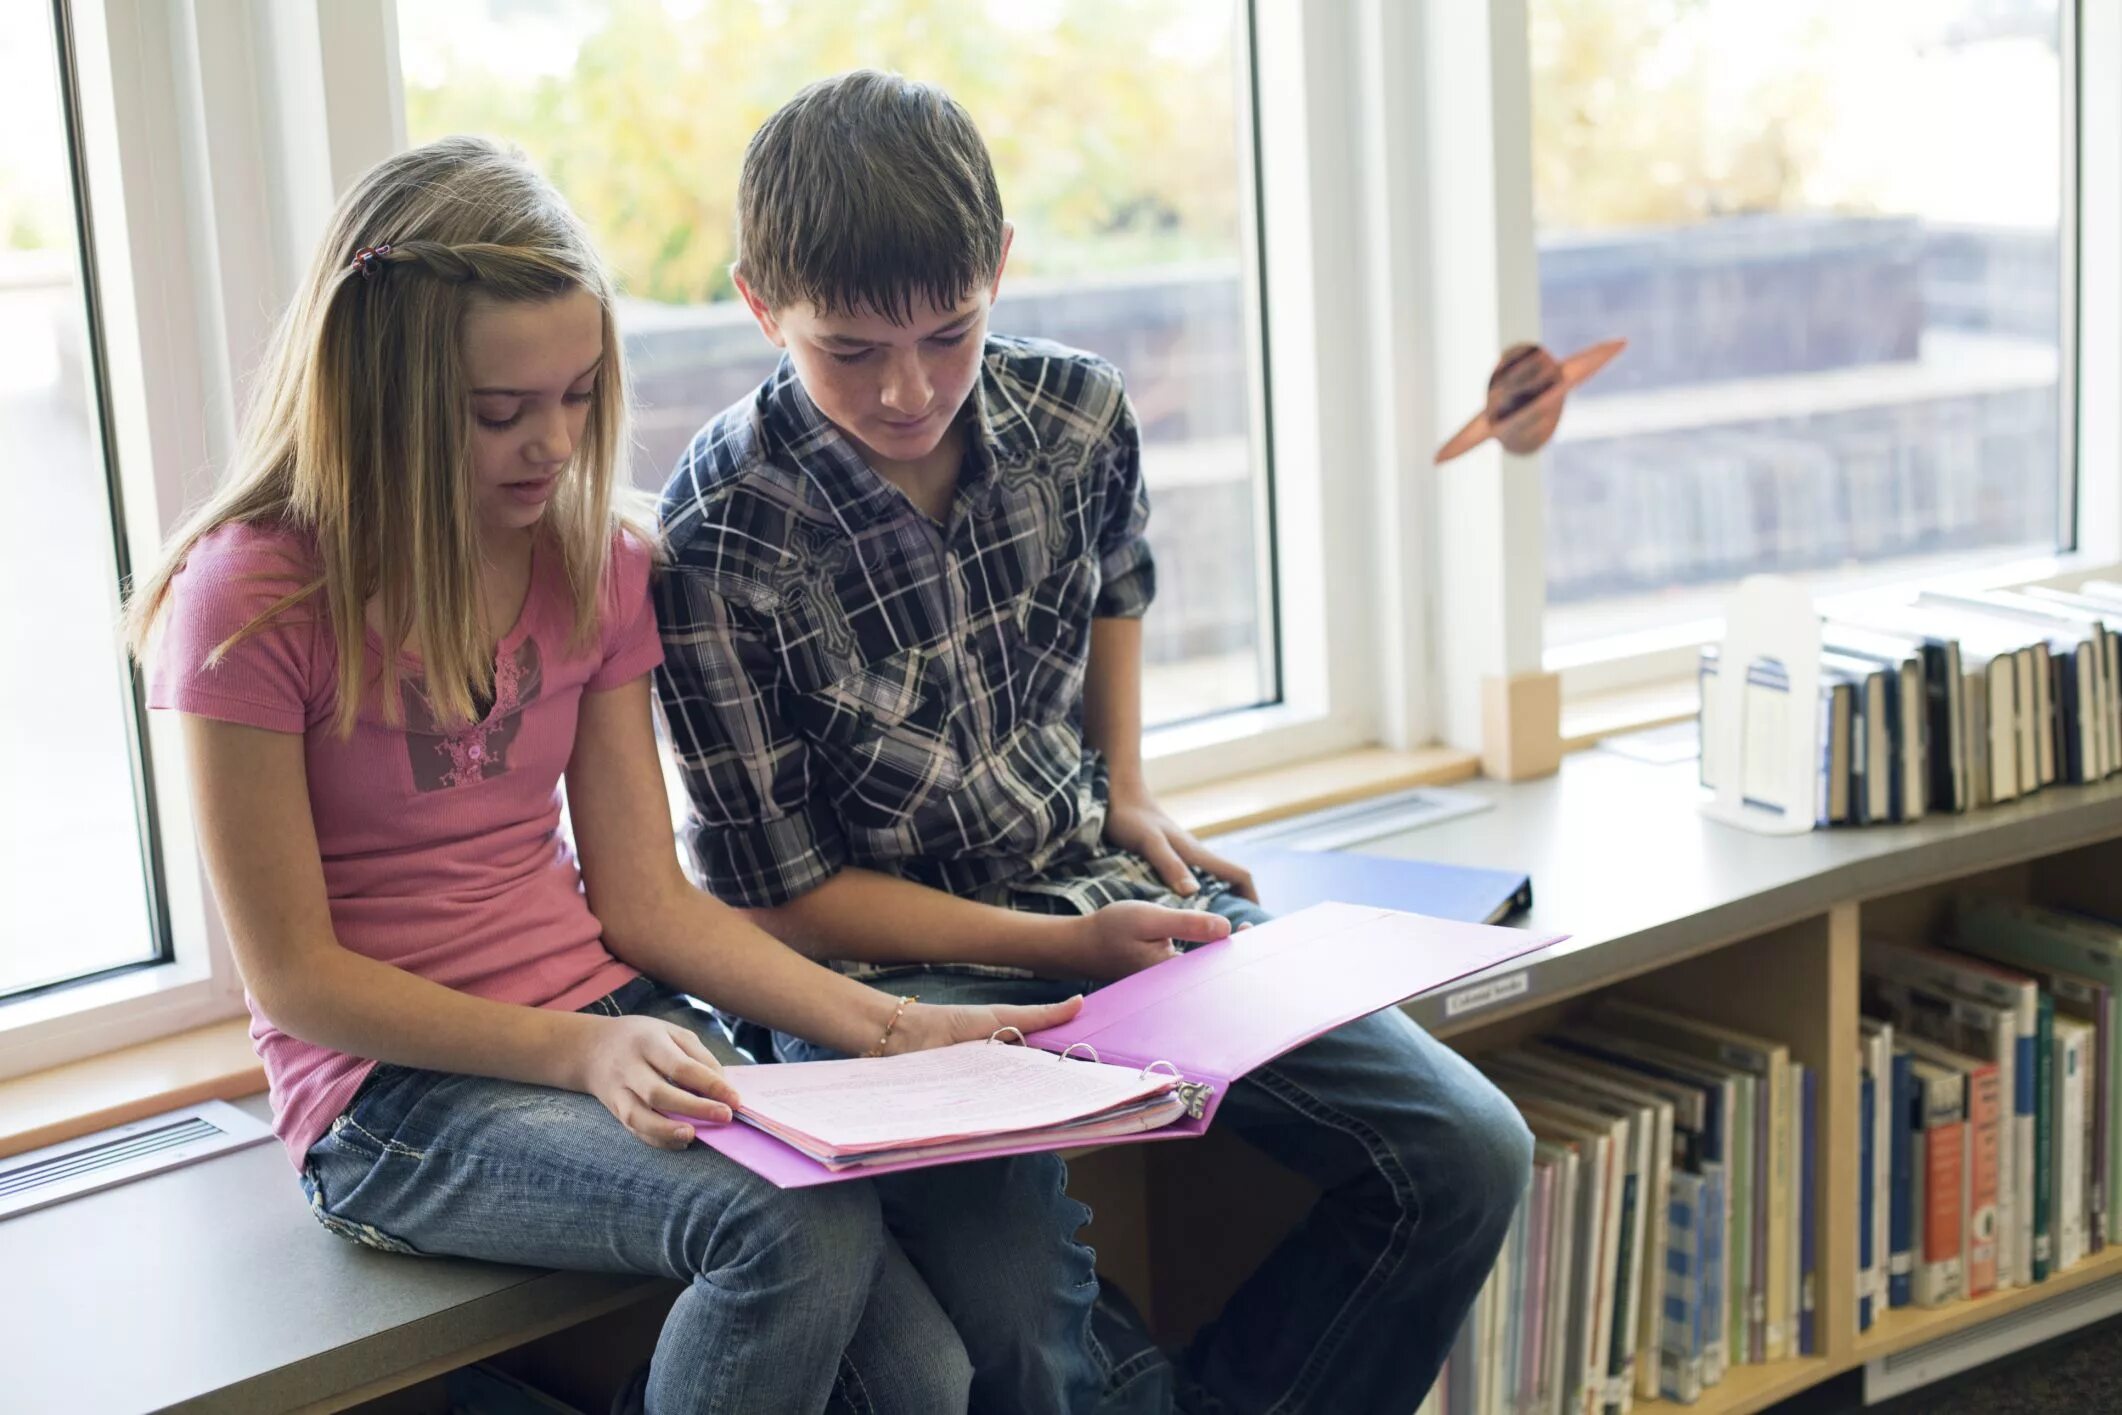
[1091, 750, 2122, 1414]
[22, 747, 2122, 1413]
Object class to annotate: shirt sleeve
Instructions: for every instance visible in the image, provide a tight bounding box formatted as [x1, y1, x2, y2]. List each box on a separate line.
[146, 526, 321, 734]
[587, 531, 667, 692]
[651, 563, 849, 908]
[1093, 385, 1156, 619]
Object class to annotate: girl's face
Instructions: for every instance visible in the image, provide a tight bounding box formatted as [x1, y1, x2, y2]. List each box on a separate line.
[461, 288, 605, 540]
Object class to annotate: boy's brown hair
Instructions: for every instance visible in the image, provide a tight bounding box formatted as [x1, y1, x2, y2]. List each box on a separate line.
[734, 70, 1005, 323]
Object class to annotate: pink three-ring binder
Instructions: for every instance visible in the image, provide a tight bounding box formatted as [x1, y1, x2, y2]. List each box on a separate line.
[682, 901, 1566, 1187]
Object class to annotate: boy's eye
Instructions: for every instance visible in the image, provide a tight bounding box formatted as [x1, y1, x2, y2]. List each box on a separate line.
[926, 332, 968, 348]
[829, 348, 874, 366]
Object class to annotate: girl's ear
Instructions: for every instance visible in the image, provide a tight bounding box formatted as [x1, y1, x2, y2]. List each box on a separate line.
[732, 272, 787, 349]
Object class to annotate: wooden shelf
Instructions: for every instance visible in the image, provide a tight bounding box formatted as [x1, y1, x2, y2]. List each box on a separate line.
[1640, 1359, 1833, 1415]
[1626, 1249, 2122, 1415]
[1853, 1245, 2122, 1361]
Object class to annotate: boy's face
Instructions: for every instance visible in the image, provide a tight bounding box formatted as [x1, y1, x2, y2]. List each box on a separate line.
[737, 227, 1013, 469]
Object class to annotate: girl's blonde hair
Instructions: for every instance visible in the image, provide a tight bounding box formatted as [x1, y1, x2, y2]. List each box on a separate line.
[125, 135, 651, 734]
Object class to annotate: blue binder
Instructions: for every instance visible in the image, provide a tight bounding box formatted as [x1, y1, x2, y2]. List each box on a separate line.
[1241, 846, 1533, 925]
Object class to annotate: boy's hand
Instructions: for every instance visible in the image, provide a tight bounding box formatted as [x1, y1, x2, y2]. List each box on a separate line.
[1102, 789, 1258, 903]
[1070, 900, 1233, 979]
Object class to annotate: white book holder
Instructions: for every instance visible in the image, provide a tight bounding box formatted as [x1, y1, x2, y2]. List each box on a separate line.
[1702, 576, 1821, 836]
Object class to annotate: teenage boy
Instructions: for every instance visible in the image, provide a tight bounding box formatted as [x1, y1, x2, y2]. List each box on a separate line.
[654, 70, 1531, 1415]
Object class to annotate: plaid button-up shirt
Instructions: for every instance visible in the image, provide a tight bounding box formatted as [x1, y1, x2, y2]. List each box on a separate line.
[653, 336, 1230, 977]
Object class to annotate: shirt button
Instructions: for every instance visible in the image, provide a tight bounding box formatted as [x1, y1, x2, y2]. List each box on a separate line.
[467, 744, 484, 761]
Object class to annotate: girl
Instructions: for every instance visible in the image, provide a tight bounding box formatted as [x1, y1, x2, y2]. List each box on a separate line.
[125, 136, 1079, 1414]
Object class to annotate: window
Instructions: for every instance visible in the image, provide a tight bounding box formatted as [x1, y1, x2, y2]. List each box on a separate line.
[1530, 0, 2068, 654]
[0, 2, 164, 1001]
[396, 0, 1277, 730]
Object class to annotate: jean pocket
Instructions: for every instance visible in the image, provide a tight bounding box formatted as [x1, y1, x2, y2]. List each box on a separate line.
[300, 1131, 431, 1257]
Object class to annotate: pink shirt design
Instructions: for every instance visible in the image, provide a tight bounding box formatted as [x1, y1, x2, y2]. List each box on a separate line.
[148, 521, 663, 1167]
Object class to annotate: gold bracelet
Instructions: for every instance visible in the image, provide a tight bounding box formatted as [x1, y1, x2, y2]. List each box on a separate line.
[866, 994, 919, 1058]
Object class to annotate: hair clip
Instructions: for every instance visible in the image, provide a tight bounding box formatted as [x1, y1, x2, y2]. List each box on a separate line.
[351, 243, 394, 279]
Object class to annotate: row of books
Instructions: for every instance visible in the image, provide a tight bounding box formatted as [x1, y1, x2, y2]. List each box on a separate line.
[1700, 580, 2122, 826]
[1416, 997, 1817, 1415]
[1855, 896, 2122, 1329]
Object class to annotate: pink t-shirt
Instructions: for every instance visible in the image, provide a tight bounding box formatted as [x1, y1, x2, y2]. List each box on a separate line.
[148, 520, 661, 1168]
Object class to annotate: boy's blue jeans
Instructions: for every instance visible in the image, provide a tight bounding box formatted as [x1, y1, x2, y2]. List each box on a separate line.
[775, 894, 1536, 1414]
[300, 977, 977, 1415]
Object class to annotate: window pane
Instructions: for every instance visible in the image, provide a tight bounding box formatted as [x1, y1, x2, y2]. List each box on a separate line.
[0, 4, 159, 996]
[398, 0, 1274, 728]
[1531, 0, 2066, 649]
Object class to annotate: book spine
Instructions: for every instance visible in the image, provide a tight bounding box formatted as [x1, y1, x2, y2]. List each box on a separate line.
[1801, 1066, 1818, 1356]
[2036, 993, 2055, 1280]
[1872, 1032, 1893, 1317]
[1608, 1170, 1638, 1415]
[1772, 1059, 1792, 1362]
[1660, 1171, 1705, 1405]
[1889, 1054, 1916, 1307]
[1965, 1065, 2003, 1297]
[1859, 1071, 1876, 1331]
[2108, 989, 2121, 1245]
[2062, 1025, 2090, 1269]
[1917, 1076, 1967, 1307]
[1705, 1162, 1728, 1386]
[2096, 988, 2112, 1253]
[1730, 1082, 1753, 1364]
[2013, 1023, 2038, 1287]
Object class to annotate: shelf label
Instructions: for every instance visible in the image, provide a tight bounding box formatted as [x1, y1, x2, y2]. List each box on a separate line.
[1445, 971, 1528, 1018]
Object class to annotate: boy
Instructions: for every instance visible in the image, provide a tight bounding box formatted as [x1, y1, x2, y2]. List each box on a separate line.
[654, 70, 1531, 1414]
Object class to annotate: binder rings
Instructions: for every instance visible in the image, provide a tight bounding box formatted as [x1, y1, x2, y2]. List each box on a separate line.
[684, 901, 1567, 1187]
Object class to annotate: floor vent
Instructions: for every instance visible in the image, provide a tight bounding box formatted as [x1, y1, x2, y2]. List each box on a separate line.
[0, 1100, 272, 1221]
[1216, 784, 1492, 854]
[1864, 1272, 2122, 1403]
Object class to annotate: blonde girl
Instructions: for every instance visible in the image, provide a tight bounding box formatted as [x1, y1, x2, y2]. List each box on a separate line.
[127, 136, 1076, 1415]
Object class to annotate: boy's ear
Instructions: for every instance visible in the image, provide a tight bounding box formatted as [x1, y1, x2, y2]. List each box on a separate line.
[732, 271, 787, 348]
[989, 221, 1015, 302]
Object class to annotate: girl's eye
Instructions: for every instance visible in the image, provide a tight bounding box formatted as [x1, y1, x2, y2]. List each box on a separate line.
[477, 412, 522, 430]
[563, 389, 594, 405]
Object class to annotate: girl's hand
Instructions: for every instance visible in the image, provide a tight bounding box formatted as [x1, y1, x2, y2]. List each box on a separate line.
[575, 1014, 742, 1149]
[890, 994, 1086, 1054]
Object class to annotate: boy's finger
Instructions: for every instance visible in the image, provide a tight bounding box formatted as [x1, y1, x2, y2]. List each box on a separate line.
[1165, 909, 1232, 943]
[1145, 836, 1197, 895]
[1182, 844, 1258, 903]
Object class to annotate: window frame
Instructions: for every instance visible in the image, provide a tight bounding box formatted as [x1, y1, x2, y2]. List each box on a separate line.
[0, 0, 402, 1079]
